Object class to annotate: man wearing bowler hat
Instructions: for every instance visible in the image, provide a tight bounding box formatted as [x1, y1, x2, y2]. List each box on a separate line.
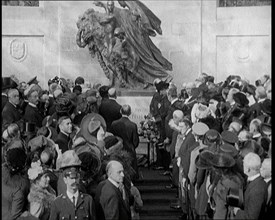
[2, 77, 18, 111]
[49, 150, 96, 220]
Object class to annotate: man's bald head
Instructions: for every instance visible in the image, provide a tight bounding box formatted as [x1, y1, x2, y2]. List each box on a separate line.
[255, 86, 267, 100]
[8, 89, 20, 105]
[106, 160, 124, 184]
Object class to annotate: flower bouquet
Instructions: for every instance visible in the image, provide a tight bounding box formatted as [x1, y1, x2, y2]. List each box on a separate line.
[138, 114, 160, 144]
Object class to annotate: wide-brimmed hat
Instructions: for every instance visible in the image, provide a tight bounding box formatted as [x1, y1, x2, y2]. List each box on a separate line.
[74, 142, 102, 178]
[195, 150, 215, 169]
[210, 152, 235, 168]
[155, 81, 169, 92]
[104, 135, 123, 156]
[6, 147, 27, 173]
[203, 129, 221, 146]
[221, 130, 238, 145]
[27, 76, 39, 85]
[260, 115, 271, 135]
[194, 104, 210, 119]
[27, 135, 55, 153]
[218, 143, 239, 158]
[55, 93, 74, 114]
[240, 139, 264, 158]
[2, 77, 18, 90]
[233, 92, 249, 107]
[192, 122, 209, 136]
[59, 150, 82, 170]
[36, 126, 52, 139]
[260, 99, 271, 116]
[78, 113, 106, 144]
[5, 138, 25, 151]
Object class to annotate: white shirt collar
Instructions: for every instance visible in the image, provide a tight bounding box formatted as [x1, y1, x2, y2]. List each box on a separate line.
[2, 93, 7, 97]
[171, 98, 178, 105]
[109, 97, 116, 101]
[264, 177, 271, 183]
[258, 98, 266, 103]
[247, 173, 260, 182]
[66, 190, 79, 203]
[28, 102, 37, 108]
[60, 130, 69, 137]
[185, 128, 192, 135]
[9, 101, 17, 108]
[108, 177, 120, 188]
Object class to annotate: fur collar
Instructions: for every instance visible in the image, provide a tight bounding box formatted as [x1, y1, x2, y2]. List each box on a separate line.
[28, 183, 56, 207]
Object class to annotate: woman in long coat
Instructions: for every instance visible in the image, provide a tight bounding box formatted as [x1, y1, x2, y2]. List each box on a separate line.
[26, 160, 56, 220]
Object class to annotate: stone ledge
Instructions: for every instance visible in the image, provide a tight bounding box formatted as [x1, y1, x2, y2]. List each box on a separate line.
[117, 89, 155, 97]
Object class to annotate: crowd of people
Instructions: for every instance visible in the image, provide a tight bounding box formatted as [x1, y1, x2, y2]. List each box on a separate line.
[148, 73, 271, 220]
[2, 75, 142, 220]
[1, 71, 272, 220]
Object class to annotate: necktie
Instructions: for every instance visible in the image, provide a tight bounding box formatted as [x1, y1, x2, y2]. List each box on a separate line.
[72, 196, 76, 207]
[119, 184, 126, 201]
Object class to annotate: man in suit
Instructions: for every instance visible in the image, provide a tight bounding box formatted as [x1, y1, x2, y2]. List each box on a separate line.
[99, 87, 122, 132]
[55, 116, 73, 153]
[23, 87, 44, 128]
[2, 77, 18, 111]
[248, 86, 268, 123]
[95, 160, 131, 220]
[2, 89, 22, 130]
[110, 104, 139, 180]
[234, 152, 267, 219]
[49, 150, 96, 220]
[177, 117, 196, 220]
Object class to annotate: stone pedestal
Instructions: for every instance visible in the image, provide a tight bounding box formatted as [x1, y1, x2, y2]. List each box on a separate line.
[116, 90, 155, 126]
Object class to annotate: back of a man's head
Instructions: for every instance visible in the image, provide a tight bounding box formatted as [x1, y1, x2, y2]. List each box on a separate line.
[106, 160, 122, 177]
[255, 86, 267, 100]
[75, 76, 85, 85]
[99, 85, 109, 98]
[120, 104, 131, 116]
[244, 152, 261, 173]
[8, 88, 18, 99]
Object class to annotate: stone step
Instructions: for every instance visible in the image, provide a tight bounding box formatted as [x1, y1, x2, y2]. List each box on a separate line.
[135, 178, 171, 187]
[140, 215, 181, 220]
[137, 185, 177, 194]
[141, 193, 178, 204]
[139, 203, 182, 216]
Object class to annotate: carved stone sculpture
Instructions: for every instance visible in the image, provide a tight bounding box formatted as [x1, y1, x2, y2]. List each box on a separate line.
[76, 0, 173, 89]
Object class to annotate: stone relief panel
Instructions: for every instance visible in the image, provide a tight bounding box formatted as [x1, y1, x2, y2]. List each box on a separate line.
[2, 0, 39, 7]
[216, 35, 271, 83]
[2, 36, 44, 86]
[9, 39, 28, 62]
[218, 0, 271, 7]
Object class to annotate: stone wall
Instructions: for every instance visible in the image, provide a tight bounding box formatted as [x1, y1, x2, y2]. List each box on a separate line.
[2, 0, 271, 89]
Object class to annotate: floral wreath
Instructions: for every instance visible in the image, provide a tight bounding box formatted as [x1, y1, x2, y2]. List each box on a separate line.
[27, 160, 45, 181]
